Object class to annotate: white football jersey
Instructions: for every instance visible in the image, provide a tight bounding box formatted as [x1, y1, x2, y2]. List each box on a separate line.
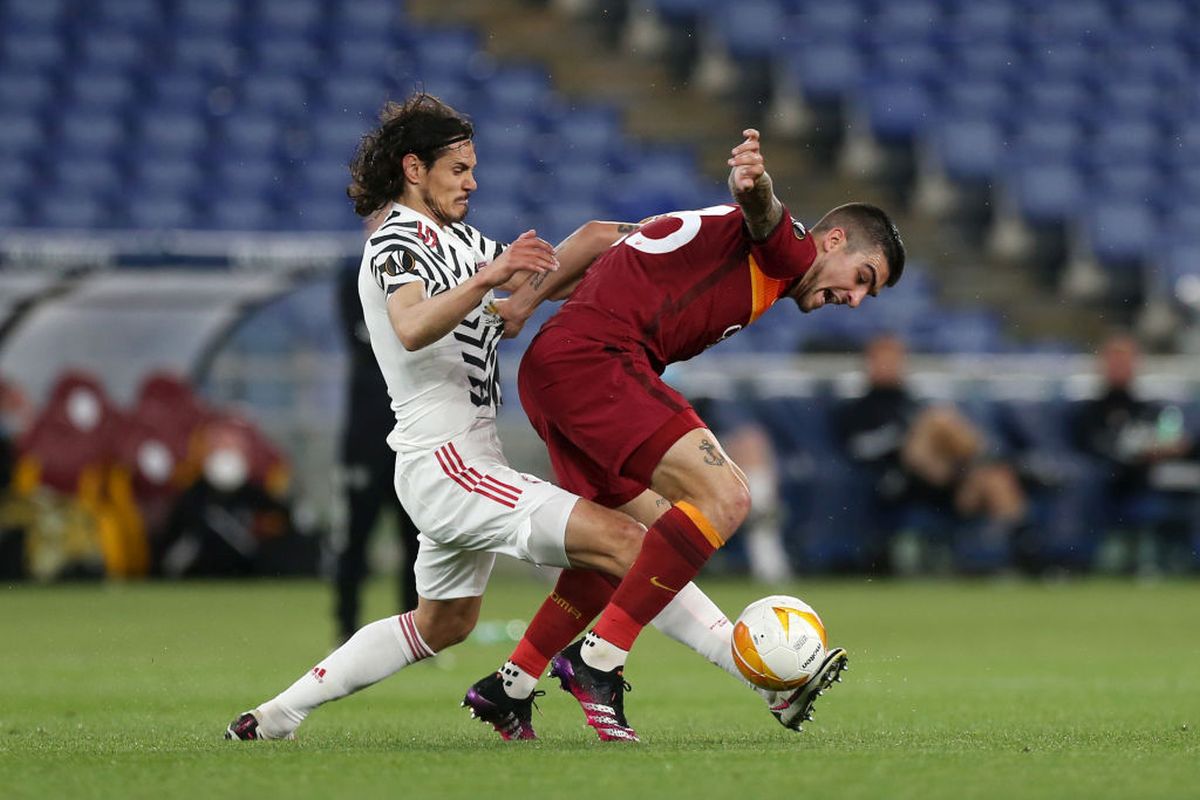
[359, 202, 506, 457]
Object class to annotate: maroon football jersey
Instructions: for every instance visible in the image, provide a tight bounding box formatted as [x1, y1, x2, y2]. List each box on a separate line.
[543, 204, 816, 370]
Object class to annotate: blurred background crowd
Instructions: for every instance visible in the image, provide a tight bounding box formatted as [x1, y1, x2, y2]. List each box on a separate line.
[2, 0, 1200, 596]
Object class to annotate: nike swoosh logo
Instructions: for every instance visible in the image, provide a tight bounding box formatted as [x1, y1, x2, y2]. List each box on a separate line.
[649, 576, 679, 593]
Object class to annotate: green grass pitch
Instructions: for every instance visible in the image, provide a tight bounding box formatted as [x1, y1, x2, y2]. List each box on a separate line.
[1, 576, 1196, 799]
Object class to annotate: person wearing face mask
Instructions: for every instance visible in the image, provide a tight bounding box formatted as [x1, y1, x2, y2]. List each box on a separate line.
[154, 421, 297, 578]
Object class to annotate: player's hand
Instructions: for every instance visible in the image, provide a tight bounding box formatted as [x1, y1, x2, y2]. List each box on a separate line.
[482, 230, 558, 289]
[486, 298, 527, 338]
[728, 129, 766, 193]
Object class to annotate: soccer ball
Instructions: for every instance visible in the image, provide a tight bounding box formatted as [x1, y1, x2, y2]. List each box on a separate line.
[731, 595, 828, 691]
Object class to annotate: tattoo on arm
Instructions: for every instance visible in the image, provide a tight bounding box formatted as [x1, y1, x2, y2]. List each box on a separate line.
[698, 438, 726, 467]
[616, 223, 638, 233]
[529, 271, 548, 290]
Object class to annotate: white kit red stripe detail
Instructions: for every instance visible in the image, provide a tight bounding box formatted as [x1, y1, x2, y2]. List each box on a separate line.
[434, 443, 524, 509]
[397, 611, 433, 659]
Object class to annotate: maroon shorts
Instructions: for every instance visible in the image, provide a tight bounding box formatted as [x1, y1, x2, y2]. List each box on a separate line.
[517, 325, 705, 508]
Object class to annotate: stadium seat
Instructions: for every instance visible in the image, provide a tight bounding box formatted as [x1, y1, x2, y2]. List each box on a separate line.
[205, 197, 279, 231]
[125, 195, 195, 230]
[175, 0, 241, 32]
[133, 159, 205, 197]
[68, 72, 139, 111]
[139, 112, 209, 156]
[220, 114, 283, 158]
[0, 71, 54, 112]
[51, 157, 124, 197]
[238, 74, 308, 116]
[57, 113, 127, 154]
[935, 117, 1004, 183]
[32, 196, 111, 229]
[78, 29, 147, 71]
[254, 36, 324, 75]
[93, 0, 163, 31]
[1, 32, 66, 69]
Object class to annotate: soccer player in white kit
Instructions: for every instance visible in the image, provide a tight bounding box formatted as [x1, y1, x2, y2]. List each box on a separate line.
[225, 93, 783, 743]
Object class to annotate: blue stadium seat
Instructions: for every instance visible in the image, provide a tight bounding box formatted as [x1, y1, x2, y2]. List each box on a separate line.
[147, 72, 214, 112]
[220, 114, 282, 158]
[652, 0, 715, 24]
[1024, 78, 1093, 121]
[947, 2, 1019, 40]
[238, 74, 308, 115]
[935, 117, 1004, 183]
[948, 41, 1021, 80]
[479, 66, 552, 115]
[33, 195, 110, 229]
[331, 0, 405, 33]
[51, 157, 123, 197]
[413, 27, 481, 83]
[205, 197, 278, 231]
[254, 36, 324, 75]
[863, 81, 932, 143]
[133, 159, 205, 197]
[787, 43, 864, 103]
[0, 113, 44, 156]
[0, 0, 69, 31]
[309, 116, 371, 162]
[939, 77, 1010, 121]
[321, 77, 390, 118]
[79, 29, 148, 71]
[1012, 163, 1085, 225]
[462, 198, 526, 246]
[214, 160, 282, 198]
[93, 0, 163, 31]
[68, 72, 138, 111]
[869, 41, 943, 88]
[287, 195, 358, 232]
[58, 113, 126, 154]
[0, 157, 35, 195]
[139, 113, 209, 156]
[714, 0, 788, 59]
[872, 0, 943, 42]
[172, 34, 241, 75]
[1088, 200, 1156, 267]
[1010, 118, 1085, 168]
[1, 31, 66, 69]
[0, 70, 54, 112]
[175, 0, 241, 32]
[1088, 164, 1161, 204]
[255, 0, 325, 33]
[126, 195, 195, 230]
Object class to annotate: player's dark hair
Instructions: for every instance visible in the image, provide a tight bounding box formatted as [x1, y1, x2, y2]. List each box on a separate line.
[812, 203, 906, 287]
[347, 92, 474, 217]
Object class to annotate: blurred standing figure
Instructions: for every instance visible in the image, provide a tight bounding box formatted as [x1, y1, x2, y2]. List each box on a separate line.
[333, 233, 420, 641]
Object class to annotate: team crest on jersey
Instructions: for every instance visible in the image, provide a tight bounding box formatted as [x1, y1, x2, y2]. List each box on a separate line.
[791, 218, 808, 239]
[415, 221, 440, 249]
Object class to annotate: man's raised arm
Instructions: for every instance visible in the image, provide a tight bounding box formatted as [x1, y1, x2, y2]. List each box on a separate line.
[728, 128, 784, 242]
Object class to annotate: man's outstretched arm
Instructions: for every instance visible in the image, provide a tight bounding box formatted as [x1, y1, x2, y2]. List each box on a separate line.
[497, 220, 640, 335]
[728, 128, 784, 242]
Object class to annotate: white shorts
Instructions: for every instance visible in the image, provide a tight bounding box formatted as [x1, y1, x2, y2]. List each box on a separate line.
[395, 420, 578, 600]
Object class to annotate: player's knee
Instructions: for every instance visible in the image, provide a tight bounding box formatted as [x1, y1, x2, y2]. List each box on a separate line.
[685, 477, 751, 539]
[610, 516, 646, 574]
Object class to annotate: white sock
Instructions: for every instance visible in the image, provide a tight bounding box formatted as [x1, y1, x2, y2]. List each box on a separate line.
[499, 660, 538, 699]
[580, 630, 627, 672]
[651, 581, 773, 700]
[254, 611, 435, 738]
[744, 468, 793, 582]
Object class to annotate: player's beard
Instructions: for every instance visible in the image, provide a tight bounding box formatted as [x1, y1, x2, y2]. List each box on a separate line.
[422, 189, 468, 226]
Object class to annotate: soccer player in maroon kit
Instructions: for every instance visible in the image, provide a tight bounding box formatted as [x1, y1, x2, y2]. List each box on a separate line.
[482, 129, 905, 740]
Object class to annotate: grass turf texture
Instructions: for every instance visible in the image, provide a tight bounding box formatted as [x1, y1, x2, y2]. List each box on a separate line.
[1, 577, 1196, 799]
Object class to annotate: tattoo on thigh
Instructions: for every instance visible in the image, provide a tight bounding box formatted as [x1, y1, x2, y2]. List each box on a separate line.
[698, 438, 726, 467]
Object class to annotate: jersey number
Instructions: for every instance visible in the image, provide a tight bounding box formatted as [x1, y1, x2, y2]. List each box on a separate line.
[623, 205, 737, 255]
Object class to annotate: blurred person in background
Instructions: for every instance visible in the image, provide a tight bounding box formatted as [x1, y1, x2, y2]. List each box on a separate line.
[687, 393, 791, 582]
[332, 214, 421, 643]
[0, 376, 34, 579]
[1072, 332, 1199, 574]
[836, 334, 1028, 573]
[227, 94, 781, 744]
[155, 419, 301, 578]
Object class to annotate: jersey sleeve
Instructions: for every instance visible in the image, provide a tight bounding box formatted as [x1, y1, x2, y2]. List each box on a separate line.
[749, 207, 817, 280]
[367, 233, 451, 297]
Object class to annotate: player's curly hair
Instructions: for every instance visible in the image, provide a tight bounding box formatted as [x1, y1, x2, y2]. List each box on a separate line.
[347, 92, 474, 218]
[812, 203, 906, 287]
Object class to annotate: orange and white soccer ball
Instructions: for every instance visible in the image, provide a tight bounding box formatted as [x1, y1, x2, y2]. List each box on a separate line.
[731, 595, 828, 691]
